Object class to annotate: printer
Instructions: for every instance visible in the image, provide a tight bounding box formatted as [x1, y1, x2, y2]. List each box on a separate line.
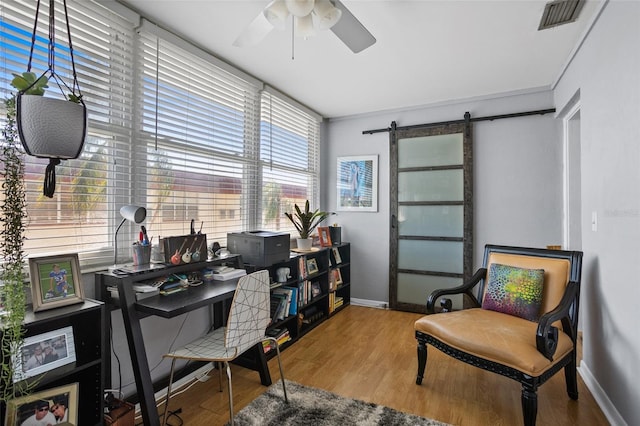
[227, 231, 290, 267]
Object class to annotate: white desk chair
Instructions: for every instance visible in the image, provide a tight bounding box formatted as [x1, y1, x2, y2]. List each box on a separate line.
[162, 270, 288, 425]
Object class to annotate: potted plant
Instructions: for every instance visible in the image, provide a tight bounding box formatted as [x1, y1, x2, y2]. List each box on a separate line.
[284, 200, 332, 250]
[0, 87, 31, 401]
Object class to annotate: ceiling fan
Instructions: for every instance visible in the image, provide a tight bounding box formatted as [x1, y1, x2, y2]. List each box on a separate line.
[233, 0, 376, 54]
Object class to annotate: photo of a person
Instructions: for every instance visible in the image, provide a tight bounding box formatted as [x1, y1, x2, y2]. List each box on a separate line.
[23, 346, 45, 371]
[43, 346, 59, 364]
[48, 264, 69, 298]
[20, 399, 56, 426]
[50, 394, 69, 424]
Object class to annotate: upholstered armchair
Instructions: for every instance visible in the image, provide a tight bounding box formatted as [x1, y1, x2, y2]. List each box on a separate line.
[414, 245, 583, 426]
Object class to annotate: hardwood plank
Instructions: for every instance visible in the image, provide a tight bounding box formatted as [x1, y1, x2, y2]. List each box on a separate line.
[158, 306, 609, 425]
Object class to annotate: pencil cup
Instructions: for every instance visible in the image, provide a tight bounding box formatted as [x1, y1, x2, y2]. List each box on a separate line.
[132, 245, 151, 265]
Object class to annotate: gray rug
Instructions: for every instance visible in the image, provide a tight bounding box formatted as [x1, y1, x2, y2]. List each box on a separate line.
[229, 380, 450, 425]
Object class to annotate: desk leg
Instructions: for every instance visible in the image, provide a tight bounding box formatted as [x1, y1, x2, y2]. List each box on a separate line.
[118, 281, 160, 426]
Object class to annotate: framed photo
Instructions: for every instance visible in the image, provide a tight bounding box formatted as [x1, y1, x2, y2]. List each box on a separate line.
[337, 155, 378, 212]
[317, 226, 332, 247]
[4, 382, 79, 426]
[332, 247, 342, 264]
[333, 268, 343, 286]
[29, 254, 84, 312]
[311, 281, 322, 298]
[13, 326, 76, 383]
[306, 258, 319, 275]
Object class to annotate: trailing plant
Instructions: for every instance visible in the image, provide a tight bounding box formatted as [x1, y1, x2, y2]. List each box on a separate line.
[284, 200, 332, 239]
[0, 92, 33, 401]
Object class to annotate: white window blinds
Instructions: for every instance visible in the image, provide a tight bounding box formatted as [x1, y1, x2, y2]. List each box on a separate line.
[134, 24, 262, 247]
[260, 89, 321, 236]
[1, 0, 135, 267]
[0, 2, 322, 268]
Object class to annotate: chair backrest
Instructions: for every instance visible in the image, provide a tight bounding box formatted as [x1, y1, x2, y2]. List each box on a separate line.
[224, 270, 270, 354]
[478, 245, 583, 327]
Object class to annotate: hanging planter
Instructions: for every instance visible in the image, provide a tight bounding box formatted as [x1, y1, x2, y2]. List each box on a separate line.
[15, 0, 88, 198]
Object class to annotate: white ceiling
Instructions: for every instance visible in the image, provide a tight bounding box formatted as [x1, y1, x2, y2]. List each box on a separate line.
[117, 0, 602, 118]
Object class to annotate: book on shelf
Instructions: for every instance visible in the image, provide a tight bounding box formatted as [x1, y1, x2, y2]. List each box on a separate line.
[274, 286, 298, 316]
[272, 287, 293, 318]
[270, 293, 287, 323]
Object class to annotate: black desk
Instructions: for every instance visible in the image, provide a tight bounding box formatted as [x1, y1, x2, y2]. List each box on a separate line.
[95, 256, 271, 426]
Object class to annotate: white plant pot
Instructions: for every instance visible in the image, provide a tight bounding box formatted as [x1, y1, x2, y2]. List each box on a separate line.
[17, 95, 87, 159]
[296, 238, 313, 251]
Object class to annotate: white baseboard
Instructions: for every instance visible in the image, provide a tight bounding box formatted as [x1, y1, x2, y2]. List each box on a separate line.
[135, 362, 215, 414]
[351, 298, 388, 309]
[578, 361, 627, 426]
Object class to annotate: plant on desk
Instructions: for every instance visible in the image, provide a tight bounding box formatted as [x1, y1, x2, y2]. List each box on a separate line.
[284, 200, 332, 251]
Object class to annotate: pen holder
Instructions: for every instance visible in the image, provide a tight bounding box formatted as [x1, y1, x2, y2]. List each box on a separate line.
[132, 244, 151, 266]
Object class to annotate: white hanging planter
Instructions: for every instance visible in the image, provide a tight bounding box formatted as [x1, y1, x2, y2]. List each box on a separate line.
[16, 95, 87, 159]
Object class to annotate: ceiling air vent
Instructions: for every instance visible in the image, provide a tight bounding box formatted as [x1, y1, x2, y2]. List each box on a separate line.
[538, 0, 585, 30]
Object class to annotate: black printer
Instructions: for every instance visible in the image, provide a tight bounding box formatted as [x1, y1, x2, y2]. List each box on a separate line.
[227, 231, 290, 267]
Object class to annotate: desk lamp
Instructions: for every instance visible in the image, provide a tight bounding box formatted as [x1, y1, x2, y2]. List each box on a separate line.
[112, 205, 146, 269]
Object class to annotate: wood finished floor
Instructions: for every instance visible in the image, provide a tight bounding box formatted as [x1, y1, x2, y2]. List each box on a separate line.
[157, 305, 609, 426]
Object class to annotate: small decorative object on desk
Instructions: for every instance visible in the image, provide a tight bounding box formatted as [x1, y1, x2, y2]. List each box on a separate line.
[163, 234, 207, 265]
[28, 254, 84, 312]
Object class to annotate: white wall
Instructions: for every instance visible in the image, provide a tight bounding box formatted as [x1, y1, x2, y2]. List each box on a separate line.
[554, 1, 640, 424]
[324, 89, 562, 303]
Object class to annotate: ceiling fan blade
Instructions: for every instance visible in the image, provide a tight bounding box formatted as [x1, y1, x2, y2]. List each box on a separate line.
[329, 0, 376, 53]
[233, 11, 275, 47]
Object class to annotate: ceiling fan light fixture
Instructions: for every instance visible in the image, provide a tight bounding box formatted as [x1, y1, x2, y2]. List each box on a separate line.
[264, 0, 289, 30]
[295, 14, 316, 38]
[313, 0, 342, 30]
[286, 0, 315, 18]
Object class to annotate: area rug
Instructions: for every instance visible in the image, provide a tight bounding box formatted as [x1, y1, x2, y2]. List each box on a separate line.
[229, 380, 450, 425]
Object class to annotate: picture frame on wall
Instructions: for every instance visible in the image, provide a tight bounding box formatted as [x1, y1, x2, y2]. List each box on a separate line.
[4, 382, 79, 426]
[28, 254, 84, 312]
[337, 155, 378, 212]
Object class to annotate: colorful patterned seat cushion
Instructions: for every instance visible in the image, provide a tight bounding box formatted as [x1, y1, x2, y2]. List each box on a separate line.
[482, 263, 544, 321]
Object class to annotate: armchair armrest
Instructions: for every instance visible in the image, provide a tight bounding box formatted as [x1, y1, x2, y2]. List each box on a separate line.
[536, 281, 579, 361]
[426, 268, 486, 314]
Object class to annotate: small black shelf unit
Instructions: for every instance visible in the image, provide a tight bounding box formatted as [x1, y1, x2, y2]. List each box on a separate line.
[0, 299, 105, 426]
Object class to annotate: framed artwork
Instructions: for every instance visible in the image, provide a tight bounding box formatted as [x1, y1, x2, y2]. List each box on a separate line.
[4, 382, 79, 426]
[28, 254, 84, 312]
[13, 326, 76, 383]
[317, 226, 332, 247]
[337, 155, 378, 212]
[306, 258, 319, 275]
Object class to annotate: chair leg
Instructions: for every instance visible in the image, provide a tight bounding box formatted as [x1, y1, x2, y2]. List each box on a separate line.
[225, 361, 234, 426]
[271, 337, 288, 402]
[217, 361, 223, 392]
[564, 353, 579, 400]
[521, 385, 537, 426]
[162, 358, 177, 426]
[416, 339, 427, 385]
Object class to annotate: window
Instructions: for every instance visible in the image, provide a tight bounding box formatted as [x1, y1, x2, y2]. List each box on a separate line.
[260, 90, 321, 235]
[0, 1, 322, 268]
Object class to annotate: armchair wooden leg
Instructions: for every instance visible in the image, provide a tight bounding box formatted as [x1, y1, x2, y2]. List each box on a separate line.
[564, 354, 579, 400]
[521, 386, 537, 426]
[416, 340, 427, 385]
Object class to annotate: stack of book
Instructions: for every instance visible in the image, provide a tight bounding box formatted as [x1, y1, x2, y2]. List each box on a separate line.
[263, 328, 291, 354]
